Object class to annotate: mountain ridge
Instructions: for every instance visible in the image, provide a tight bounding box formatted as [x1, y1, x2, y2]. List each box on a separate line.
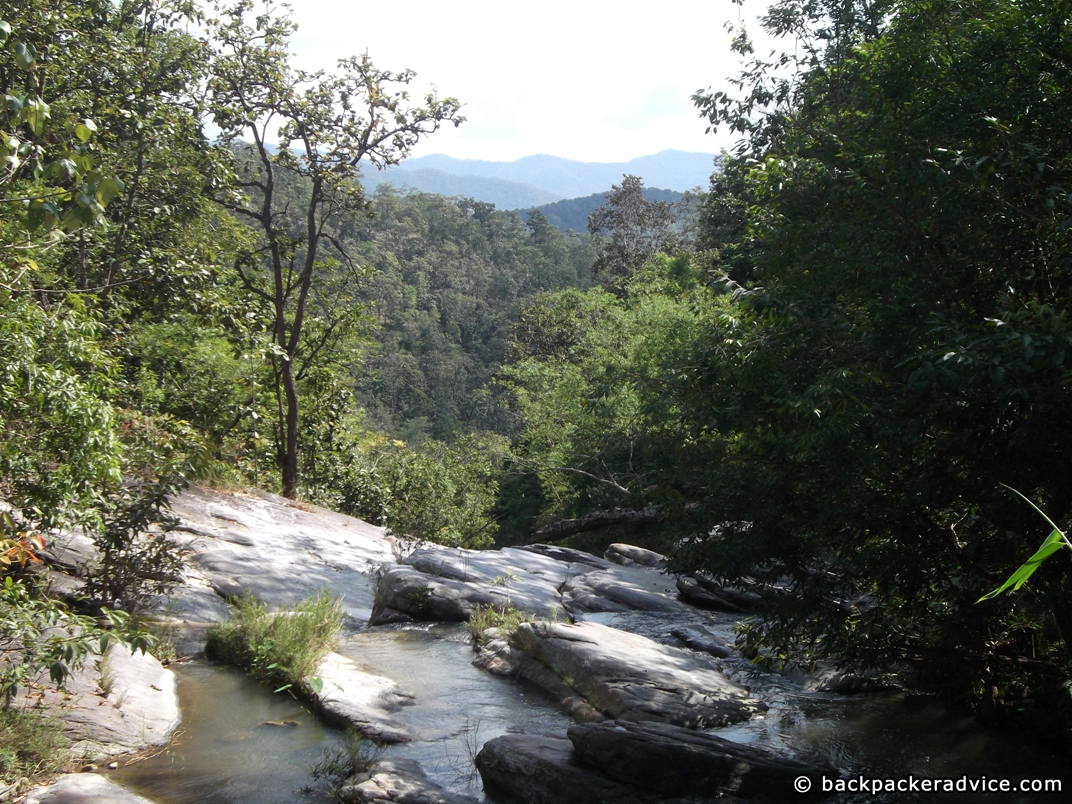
[361, 149, 715, 208]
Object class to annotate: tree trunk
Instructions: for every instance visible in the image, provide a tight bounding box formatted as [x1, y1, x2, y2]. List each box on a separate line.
[281, 355, 300, 498]
[533, 506, 664, 541]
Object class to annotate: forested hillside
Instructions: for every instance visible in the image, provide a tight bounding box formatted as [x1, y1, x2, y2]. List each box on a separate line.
[348, 188, 594, 440]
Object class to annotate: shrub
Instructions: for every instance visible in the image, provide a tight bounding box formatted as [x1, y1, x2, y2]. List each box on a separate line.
[205, 591, 343, 694]
[464, 605, 529, 645]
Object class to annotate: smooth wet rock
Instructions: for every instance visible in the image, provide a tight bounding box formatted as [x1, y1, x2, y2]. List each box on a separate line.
[675, 574, 760, 613]
[371, 544, 693, 626]
[511, 621, 765, 728]
[15, 644, 179, 762]
[309, 652, 413, 743]
[670, 624, 734, 659]
[473, 635, 606, 722]
[24, 773, 160, 804]
[561, 564, 687, 615]
[568, 720, 835, 801]
[340, 757, 479, 803]
[604, 544, 664, 568]
[475, 733, 653, 804]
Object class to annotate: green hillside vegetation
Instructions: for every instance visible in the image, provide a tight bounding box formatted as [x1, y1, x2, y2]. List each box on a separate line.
[525, 187, 686, 232]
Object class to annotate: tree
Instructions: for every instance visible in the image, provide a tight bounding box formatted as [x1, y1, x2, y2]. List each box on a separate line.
[679, 0, 1072, 717]
[208, 0, 462, 497]
[587, 175, 677, 285]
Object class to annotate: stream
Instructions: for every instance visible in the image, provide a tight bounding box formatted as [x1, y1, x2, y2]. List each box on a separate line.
[112, 619, 1066, 804]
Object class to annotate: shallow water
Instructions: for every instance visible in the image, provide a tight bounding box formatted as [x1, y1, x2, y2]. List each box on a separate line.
[112, 663, 340, 804]
[114, 624, 573, 803]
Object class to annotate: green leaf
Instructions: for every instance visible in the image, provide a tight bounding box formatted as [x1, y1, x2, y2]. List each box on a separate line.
[977, 528, 1067, 602]
[0, 21, 11, 45]
[305, 676, 323, 694]
[14, 41, 36, 71]
[74, 123, 94, 143]
[96, 176, 124, 205]
[21, 97, 50, 135]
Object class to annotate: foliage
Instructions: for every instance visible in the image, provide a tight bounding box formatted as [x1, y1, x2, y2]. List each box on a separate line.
[314, 429, 509, 549]
[0, 708, 68, 788]
[310, 728, 384, 800]
[205, 591, 343, 695]
[0, 576, 156, 702]
[669, 0, 1072, 715]
[527, 187, 686, 234]
[347, 188, 594, 440]
[979, 489, 1072, 602]
[501, 254, 722, 543]
[588, 175, 681, 286]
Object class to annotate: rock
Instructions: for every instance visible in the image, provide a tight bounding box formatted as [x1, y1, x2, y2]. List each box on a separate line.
[370, 547, 583, 625]
[511, 621, 765, 728]
[604, 544, 664, 568]
[161, 485, 393, 630]
[561, 564, 687, 616]
[308, 652, 413, 743]
[675, 574, 760, 613]
[24, 774, 160, 804]
[15, 643, 179, 762]
[670, 625, 734, 659]
[371, 544, 692, 625]
[475, 733, 653, 804]
[568, 720, 836, 801]
[340, 758, 479, 803]
[517, 543, 613, 570]
[474, 636, 606, 722]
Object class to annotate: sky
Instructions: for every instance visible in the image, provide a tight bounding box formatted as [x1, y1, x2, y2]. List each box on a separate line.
[283, 0, 771, 164]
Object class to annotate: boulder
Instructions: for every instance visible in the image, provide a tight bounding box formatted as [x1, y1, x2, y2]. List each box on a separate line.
[511, 621, 765, 728]
[604, 544, 664, 568]
[24, 773, 160, 804]
[675, 574, 760, 613]
[561, 565, 687, 615]
[162, 486, 393, 630]
[568, 720, 835, 801]
[340, 757, 478, 803]
[15, 643, 179, 762]
[309, 652, 413, 743]
[670, 625, 734, 659]
[475, 733, 653, 804]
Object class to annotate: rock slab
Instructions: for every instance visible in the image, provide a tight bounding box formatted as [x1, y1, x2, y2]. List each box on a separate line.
[340, 758, 478, 803]
[568, 720, 835, 800]
[24, 774, 159, 804]
[309, 652, 413, 743]
[16, 644, 179, 762]
[511, 621, 765, 728]
[475, 733, 653, 804]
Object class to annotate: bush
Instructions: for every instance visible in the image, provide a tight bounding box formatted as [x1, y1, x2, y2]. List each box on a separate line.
[205, 591, 343, 694]
[464, 605, 530, 645]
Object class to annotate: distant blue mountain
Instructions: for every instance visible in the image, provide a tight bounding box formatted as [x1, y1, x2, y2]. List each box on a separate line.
[361, 168, 561, 209]
[364, 150, 715, 207]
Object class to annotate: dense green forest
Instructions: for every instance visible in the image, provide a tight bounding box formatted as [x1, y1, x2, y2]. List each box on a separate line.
[3, 0, 1072, 741]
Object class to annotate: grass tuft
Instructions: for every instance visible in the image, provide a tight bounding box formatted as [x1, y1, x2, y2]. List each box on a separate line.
[205, 590, 343, 694]
[464, 605, 529, 645]
[0, 708, 68, 787]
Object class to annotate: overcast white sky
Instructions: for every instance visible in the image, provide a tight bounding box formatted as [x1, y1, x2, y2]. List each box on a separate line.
[283, 0, 770, 163]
